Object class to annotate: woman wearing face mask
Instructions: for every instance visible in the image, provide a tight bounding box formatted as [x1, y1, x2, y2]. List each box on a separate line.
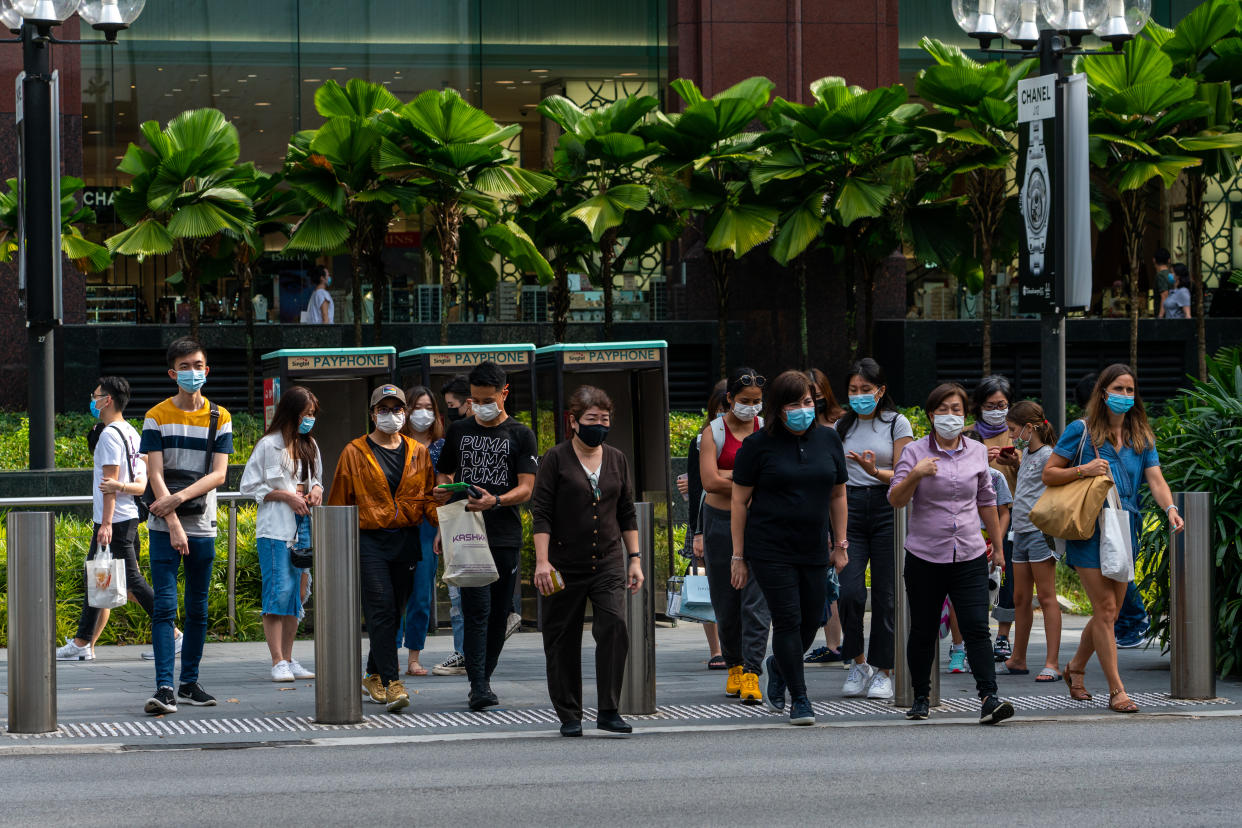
[700, 366, 772, 705]
[833, 358, 913, 700]
[532, 386, 643, 736]
[1042, 364, 1184, 713]
[396, 386, 446, 677]
[240, 386, 324, 682]
[889, 383, 1013, 724]
[328, 384, 438, 713]
[964, 375, 1019, 663]
[729, 371, 848, 725]
[802, 368, 847, 666]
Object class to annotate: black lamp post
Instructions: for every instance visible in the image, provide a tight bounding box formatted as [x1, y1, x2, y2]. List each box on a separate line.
[2, 0, 143, 470]
[950, 0, 1150, 432]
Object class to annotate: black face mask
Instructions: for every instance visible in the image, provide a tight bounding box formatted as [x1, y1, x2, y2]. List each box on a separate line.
[575, 423, 609, 448]
[815, 399, 828, 416]
[446, 408, 465, 423]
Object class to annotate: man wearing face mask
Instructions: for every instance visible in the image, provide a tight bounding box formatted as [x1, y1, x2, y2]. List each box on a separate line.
[434, 361, 538, 711]
[441, 374, 472, 424]
[328, 385, 438, 713]
[140, 338, 233, 715]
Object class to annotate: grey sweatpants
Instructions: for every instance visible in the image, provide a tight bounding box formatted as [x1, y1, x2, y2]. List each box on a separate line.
[702, 503, 770, 673]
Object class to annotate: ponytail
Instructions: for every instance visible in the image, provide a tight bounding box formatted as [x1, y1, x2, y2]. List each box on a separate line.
[1008, 400, 1058, 445]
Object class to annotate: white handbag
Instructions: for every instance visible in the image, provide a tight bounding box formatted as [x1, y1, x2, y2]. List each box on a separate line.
[1099, 488, 1135, 583]
[86, 545, 128, 609]
[438, 501, 499, 587]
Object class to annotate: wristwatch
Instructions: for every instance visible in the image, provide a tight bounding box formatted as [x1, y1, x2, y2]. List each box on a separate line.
[834, 540, 849, 550]
[1021, 119, 1050, 276]
[491, 494, 501, 510]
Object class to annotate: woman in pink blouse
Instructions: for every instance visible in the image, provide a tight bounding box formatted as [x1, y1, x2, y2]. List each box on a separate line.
[888, 383, 1014, 725]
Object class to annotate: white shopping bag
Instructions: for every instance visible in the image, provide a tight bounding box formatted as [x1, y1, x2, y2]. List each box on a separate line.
[438, 501, 499, 587]
[1099, 488, 1135, 583]
[86, 545, 128, 609]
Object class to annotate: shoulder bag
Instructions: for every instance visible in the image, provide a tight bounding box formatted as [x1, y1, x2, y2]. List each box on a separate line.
[1029, 420, 1113, 541]
[108, 424, 150, 522]
[141, 403, 220, 518]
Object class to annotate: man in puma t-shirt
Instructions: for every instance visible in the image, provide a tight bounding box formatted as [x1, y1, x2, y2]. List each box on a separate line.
[435, 361, 538, 711]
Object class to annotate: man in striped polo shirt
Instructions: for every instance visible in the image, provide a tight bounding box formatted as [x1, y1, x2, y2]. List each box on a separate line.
[141, 337, 233, 716]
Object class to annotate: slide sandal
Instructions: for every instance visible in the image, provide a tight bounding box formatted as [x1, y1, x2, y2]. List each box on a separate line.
[1035, 667, 1062, 682]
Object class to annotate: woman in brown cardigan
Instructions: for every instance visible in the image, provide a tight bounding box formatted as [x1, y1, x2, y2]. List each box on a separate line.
[532, 385, 644, 737]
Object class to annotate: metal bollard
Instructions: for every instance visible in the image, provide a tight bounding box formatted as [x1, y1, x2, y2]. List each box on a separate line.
[620, 502, 656, 715]
[1170, 492, 1215, 699]
[313, 505, 363, 724]
[7, 512, 57, 734]
[892, 507, 940, 708]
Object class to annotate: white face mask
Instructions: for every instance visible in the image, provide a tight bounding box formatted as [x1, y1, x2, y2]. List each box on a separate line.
[473, 401, 501, 423]
[409, 410, 436, 432]
[934, 414, 965, 440]
[375, 411, 406, 434]
[981, 408, 1009, 427]
[732, 401, 762, 422]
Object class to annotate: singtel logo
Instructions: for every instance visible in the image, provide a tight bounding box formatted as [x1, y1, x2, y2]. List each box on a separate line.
[452, 533, 487, 543]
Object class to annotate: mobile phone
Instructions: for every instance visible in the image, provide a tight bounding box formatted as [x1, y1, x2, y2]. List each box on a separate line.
[436, 482, 472, 491]
[1000, 446, 1017, 457]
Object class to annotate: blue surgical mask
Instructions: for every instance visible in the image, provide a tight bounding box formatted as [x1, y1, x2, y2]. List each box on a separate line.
[715, 411, 726, 420]
[849, 394, 877, 416]
[784, 406, 816, 432]
[176, 369, 206, 393]
[89, 399, 101, 419]
[299, 416, 316, 435]
[325, 275, 333, 287]
[1106, 393, 1135, 415]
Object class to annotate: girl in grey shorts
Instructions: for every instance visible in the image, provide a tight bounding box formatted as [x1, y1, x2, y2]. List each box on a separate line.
[1003, 402, 1063, 682]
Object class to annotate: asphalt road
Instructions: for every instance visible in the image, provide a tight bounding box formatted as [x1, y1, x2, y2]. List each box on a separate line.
[3, 715, 1238, 827]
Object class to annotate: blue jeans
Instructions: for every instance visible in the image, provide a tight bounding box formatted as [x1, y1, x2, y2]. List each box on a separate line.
[397, 522, 438, 650]
[1116, 581, 1149, 638]
[149, 530, 215, 690]
[448, 585, 464, 653]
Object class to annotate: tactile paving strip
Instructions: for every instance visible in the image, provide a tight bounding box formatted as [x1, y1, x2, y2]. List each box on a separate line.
[0, 692, 1229, 740]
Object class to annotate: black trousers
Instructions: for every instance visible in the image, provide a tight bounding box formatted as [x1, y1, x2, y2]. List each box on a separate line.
[360, 546, 414, 685]
[460, 545, 521, 692]
[540, 561, 629, 724]
[840, 486, 896, 669]
[74, 519, 155, 642]
[748, 558, 828, 699]
[903, 551, 998, 701]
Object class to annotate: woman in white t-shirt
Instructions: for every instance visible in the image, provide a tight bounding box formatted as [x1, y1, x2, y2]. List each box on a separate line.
[304, 266, 334, 324]
[833, 359, 913, 700]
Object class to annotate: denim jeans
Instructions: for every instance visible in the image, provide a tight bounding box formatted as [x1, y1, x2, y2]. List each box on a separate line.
[460, 545, 520, 691]
[397, 521, 438, 651]
[149, 530, 215, 690]
[1115, 581, 1149, 638]
[447, 585, 464, 653]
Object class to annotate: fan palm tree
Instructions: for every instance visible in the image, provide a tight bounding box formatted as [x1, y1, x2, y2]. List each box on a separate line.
[105, 108, 255, 340]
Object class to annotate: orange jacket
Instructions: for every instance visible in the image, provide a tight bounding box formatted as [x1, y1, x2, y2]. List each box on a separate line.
[327, 435, 437, 531]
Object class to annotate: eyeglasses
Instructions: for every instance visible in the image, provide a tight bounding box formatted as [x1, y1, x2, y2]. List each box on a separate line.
[375, 406, 404, 415]
[737, 374, 766, 389]
[981, 402, 1009, 411]
[90, 393, 109, 400]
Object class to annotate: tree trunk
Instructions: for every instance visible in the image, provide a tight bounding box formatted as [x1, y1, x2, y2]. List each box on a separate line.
[177, 240, 201, 341]
[599, 227, 619, 341]
[862, 253, 878, 358]
[711, 251, 731, 378]
[981, 237, 993, 377]
[969, 168, 1005, 378]
[551, 262, 570, 343]
[1184, 171, 1208, 381]
[241, 261, 256, 416]
[350, 242, 364, 347]
[435, 202, 463, 346]
[1120, 188, 1145, 369]
[796, 255, 809, 369]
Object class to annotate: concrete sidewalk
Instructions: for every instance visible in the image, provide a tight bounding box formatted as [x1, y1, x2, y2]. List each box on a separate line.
[1, 613, 1237, 749]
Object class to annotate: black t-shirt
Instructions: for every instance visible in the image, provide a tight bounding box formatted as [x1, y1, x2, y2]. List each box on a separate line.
[437, 415, 539, 549]
[731, 422, 848, 565]
[367, 437, 407, 497]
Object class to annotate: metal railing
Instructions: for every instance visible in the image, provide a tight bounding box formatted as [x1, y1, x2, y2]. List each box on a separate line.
[0, 492, 252, 636]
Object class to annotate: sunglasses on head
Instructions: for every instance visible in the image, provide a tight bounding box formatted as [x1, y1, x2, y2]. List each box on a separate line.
[737, 374, 766, 389]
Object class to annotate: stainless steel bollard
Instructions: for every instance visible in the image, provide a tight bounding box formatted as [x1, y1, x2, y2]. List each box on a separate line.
[1170, 492, 1215, 699]
[313, 505, 363, 724]
[7, 512, 57, 734]
[620, 502, 656, 715]
[892, 507, 940, 708]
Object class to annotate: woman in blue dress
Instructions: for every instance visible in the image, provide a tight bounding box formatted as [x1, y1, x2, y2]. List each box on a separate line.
[1042, 364, 1184, 713]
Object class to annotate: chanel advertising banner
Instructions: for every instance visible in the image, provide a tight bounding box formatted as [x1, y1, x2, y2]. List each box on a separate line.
[1017, 73, 1057, 315]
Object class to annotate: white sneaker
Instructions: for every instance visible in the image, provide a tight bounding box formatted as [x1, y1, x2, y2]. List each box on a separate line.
[271, 660, 295, 682]
[504, 612, 522, 639]
[141, 632, 183, 661]
[56, 638, 94, 661]
[842, 662, 874, 697]
[288, 659, 315, 679]
[866, 671, 894, 700]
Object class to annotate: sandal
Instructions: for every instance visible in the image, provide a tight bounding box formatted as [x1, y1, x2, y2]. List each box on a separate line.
[708, 654, 727, 670]
[1108, 689, 1139, 713]
[405, 662, 428, 677]
[1064, 663, 1092, 701]
[1035, 667, 1062, 682]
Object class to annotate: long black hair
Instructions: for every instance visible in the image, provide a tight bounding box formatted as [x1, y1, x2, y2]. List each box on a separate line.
[835, 358, 899, 439]
[265, 386, 320, 481]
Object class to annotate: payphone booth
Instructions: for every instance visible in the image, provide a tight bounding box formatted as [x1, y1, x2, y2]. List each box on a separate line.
[397, 344, 539, 446]
[534, 341, 674, 580]
[261, 347, 398, 496]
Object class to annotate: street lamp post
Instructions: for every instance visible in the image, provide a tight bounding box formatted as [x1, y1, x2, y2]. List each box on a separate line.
[951, 0, 1150, 432]
[2, 0, 143, 470]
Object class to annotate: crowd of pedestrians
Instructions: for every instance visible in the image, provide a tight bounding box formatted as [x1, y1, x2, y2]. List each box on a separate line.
[53, 336, 1184, 732]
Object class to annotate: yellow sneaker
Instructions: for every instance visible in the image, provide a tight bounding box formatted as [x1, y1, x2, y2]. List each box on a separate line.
[740, 671, 763, 705]
[361, 673, 385, 704]
[725, 665, 743, 698]
[385, 680, 410, 713]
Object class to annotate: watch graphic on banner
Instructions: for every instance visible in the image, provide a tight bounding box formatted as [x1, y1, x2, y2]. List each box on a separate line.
[1021, 120, 1050, 277]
